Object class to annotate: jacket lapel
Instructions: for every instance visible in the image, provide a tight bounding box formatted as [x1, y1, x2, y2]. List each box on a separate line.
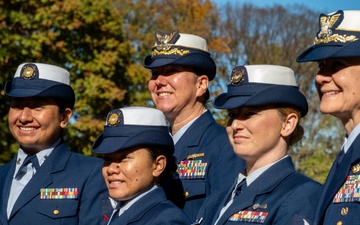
[114, 188, 167, 223]
[9, 143, 71, 219]
[316, 136, 360, 223]
[215, 157, 295, 225]
[174, 111, 214, 161]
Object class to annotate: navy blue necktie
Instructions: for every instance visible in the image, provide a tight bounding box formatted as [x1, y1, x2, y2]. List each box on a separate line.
[16, 155, 40, 178]
[235, 179, 247, 196]
[337, 148, 345, 166]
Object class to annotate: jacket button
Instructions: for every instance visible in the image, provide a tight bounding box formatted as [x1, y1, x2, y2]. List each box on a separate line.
[337, 221, 342, 225]
[53, 209, 59, 215]
[341, 207, 348, 216]
[184, 191, 189, 197]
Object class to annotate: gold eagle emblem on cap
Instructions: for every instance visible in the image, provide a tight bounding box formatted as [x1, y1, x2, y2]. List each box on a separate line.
[155, 30, 180, 51]
[314, 11, 358, 45]
[318, 13, 341, 39]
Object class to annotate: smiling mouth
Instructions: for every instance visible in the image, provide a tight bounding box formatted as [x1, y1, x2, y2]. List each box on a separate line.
[322, 91, 339, 96]
[158, 92, 171, 97]
[109, 180, 122, 184]
[19, 127, 37, 131]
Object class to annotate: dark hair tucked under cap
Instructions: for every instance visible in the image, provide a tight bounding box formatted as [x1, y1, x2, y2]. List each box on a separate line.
[4, 62, 75, 109]
[213, 65, 308, 117]
[297, 10, 360, 62]
[143, 29, 216, 81]
[92, 107, 174, 154]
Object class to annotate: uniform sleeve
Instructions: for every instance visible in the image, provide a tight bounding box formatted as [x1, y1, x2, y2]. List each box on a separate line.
[78, 160, 108, 225]
[273, 181, 323, 225]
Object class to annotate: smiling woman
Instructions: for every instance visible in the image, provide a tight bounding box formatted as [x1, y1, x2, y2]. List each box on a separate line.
[92, 106, 191, 225]
[8, 97, 71, 155]
[297, 10, 360, 225]
[0, 62, 107, 225]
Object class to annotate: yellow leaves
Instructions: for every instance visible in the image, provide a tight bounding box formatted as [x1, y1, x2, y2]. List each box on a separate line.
[209, 37, 232, 54]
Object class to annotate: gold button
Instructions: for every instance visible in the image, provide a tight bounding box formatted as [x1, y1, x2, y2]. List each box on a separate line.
[337, 221, 342, 225]
[341, 207, 348, 216]
[184, 191, 189, 197]
[53, 209, 59, 215]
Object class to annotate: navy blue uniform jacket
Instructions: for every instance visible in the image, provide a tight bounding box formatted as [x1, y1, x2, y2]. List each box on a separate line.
[109, 187, 191, 225]
[165, 111, 245, 221]
[314, 134, 360, 225]
[194, 157, 322, 225]
[0, 143, 107, 225]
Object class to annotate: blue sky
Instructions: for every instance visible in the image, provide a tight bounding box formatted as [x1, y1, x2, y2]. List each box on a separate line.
[213, 0, 360, 12]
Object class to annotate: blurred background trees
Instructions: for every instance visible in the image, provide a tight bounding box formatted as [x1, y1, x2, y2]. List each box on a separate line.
[0, 0, 342, 183]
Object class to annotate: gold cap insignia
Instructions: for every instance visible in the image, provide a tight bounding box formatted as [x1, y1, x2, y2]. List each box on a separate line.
[230, 66, 247, 85]
[314, 10, 358, 45]
[106, 109, 123, 126]
[20, 64, 38, 79]
[154, 29, 180, 51]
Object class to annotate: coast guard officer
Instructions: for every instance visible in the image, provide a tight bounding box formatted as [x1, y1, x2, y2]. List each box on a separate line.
[193, 65, 322, 225]
[0, 62, 107, 225]
[297, 10, 360, 225]
[92, 106, 191, 225]
[144, 29, 245, 220]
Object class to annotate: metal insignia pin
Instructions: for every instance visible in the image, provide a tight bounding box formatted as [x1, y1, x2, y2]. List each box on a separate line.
[20, 64, 38, 79]
[155, 30, 180, 51]
[318, 13, 341, 39]
[108, 113, 119, 126]
[352, 164, 360, 173]
[251, 203, 267, 210]
[230, 66, 247, 85]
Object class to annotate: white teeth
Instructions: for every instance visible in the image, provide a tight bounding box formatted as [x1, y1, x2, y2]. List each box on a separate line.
[109, 180, 121, 184]
[158, 92, 170, 96]
[323, 91, 339, 95]
[20, 127, 36, 131]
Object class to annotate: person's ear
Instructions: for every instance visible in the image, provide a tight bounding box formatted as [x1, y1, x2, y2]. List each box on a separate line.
[196, 75, 209, 97]
[281, 113, 298, 138]
[60, 108, 72, 128]
[152, 155, 167, 178]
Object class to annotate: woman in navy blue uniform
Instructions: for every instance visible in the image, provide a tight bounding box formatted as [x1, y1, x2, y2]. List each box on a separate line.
[297, 10, 360, 225]
[0, 62, 107, 225]
[92, 106, 191, 225]
[193, 65, 322, 225]
[144, 29, 245, 221]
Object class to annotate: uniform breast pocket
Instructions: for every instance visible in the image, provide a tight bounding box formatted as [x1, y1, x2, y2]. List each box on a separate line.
[325, 202, 360, 224]
[37, 199, 79, 219]
[182, 179, 206, 199]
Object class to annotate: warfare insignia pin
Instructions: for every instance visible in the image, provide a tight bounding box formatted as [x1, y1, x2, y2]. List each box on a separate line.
[20, 64, 38, 79]
[230, 66, 247, 85]
[155, 29, 181, 51]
